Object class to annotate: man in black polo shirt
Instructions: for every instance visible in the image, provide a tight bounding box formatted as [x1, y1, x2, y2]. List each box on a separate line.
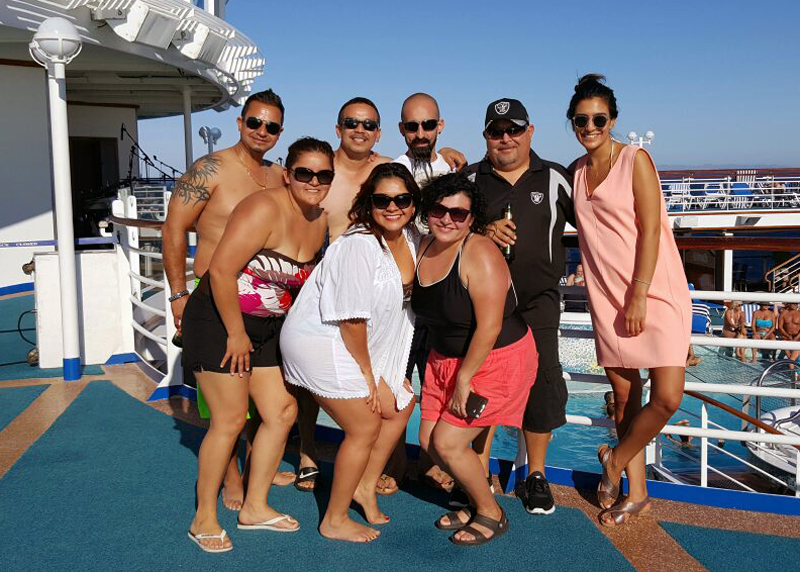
[466, 98, 574, 515]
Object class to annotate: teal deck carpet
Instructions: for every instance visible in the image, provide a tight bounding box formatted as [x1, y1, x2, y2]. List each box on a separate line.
[0, 295, 103, 380]
[0, 384, 47, 431]
[660, 522, 800, 572]
[0, 381, 635, 572]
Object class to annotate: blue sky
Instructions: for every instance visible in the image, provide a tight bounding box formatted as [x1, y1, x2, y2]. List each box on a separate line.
[138, 0, 799, 173]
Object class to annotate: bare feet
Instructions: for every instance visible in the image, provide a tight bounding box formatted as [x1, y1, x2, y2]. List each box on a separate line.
[238, 505, 300, 532]
[353, 484, 390, 524]
[189, 517, 232, 551]
[272, 471, 297, 487]
[319, 515, 380, 543]
[221, 482, 244, 511]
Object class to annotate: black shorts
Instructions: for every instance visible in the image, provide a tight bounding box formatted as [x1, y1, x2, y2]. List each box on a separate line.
[181, 290, 284, 373]
[519, 309, 567, 433]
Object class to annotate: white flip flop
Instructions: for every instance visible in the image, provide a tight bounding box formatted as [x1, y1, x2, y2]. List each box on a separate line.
[187, 529, 233, 553]
[237, 513, 300, 532]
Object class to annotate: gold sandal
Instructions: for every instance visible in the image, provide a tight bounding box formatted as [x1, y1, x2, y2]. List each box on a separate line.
[597, 444, 620, 510]
[600, 497, 651, 527]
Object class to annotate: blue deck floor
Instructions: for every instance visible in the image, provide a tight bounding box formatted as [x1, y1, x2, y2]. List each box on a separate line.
[1, 380, 799, 571]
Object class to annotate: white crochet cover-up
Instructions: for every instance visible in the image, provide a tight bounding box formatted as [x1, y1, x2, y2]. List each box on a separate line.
[280, 225, 418, 410]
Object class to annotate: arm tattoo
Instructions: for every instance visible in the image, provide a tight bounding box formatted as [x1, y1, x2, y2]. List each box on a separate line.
[174, 155, 221, 205]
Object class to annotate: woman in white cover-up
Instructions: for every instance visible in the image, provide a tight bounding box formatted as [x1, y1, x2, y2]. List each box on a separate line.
[280, 163, 419, 543]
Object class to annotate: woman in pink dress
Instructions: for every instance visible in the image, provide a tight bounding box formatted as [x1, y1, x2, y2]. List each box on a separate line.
[568, 75, 691, 526]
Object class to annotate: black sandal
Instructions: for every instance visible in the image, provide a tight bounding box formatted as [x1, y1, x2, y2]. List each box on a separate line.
[449, 508, 509, 546]
[434, 506, 474, 531]
[294, 467, 319, 492]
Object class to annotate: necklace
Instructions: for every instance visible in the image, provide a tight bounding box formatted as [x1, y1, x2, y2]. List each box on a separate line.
[235, 147, 268, 189]
[586, 141, 615, 197]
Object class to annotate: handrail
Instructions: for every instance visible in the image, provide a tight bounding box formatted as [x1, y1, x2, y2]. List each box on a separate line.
[109, 214, 164, 230]
[765, 252, 800, 291]
[685, 390, 800, 452]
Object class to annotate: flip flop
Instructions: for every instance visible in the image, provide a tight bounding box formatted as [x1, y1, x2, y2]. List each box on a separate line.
[237, 514, 300, 532]
[188, 529, 232, 553]
[376, 474, 399, 496]
[294, 466, 319, 492]
[449, 508, 509, 546]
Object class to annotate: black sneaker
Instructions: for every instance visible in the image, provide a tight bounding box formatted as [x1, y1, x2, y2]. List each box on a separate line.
[448, 475, 495, 508]
[521, 471, 555, 515]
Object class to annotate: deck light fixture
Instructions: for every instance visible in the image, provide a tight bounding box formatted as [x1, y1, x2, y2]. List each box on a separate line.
[627, 130, 655, 147]
[199, 126, 222, 154]
[28, 17, 84, 381]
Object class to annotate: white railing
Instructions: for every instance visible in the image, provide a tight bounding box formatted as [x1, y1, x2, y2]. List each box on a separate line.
[109, 207, 800, 498]
[111, 195, 188, 394]
[660, 175, 800, 213]
[558, 289, 800, 497]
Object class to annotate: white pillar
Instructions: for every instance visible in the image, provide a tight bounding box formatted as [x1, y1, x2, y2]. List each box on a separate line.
[723, 232, 734, 292]
[182, 86, 193, 169]
[48, 61, 81, 380]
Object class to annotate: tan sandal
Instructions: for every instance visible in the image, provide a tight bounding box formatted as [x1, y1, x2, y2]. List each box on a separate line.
[600, 497, 651, 527]
[597, 444, 620, 510]
[376, 474, 399, 496]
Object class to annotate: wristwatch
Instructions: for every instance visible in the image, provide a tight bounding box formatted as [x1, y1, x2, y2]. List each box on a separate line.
[169, 290, 189, 302]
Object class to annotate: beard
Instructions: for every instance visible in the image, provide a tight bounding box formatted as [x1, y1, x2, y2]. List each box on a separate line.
[408, 134, 437, 175]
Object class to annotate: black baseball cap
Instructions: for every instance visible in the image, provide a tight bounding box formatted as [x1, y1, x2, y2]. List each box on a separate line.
[485, 98, 529, 129]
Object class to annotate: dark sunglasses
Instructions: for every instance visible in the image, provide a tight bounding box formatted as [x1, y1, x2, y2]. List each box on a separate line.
[485, 124, 527, 141]
[403, 119, 438, 132]
[244, 116, 282, 135]
[341, 117, 379, 131]
[290, 167, 335, 185]
[428, 204, 471, 223]
[371, 193, 413, 210]
[572, 114, 609, 129]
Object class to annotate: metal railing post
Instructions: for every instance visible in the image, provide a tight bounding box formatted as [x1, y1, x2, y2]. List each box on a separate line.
[796, 450, 800, 498]
[124, 196, 141, 299]
[701, 403, 709, 487]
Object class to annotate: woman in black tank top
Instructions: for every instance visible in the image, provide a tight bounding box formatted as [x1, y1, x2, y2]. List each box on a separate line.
[412, 173, 538, 546]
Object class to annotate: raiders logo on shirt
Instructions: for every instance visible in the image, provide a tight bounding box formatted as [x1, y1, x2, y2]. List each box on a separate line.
[530, 191, 544, 204]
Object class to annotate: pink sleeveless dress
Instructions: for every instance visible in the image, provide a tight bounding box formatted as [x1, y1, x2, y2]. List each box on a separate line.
[573, 145, 691, 368]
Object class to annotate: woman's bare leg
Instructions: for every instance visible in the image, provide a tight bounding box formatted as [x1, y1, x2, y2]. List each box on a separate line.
[353, 380, 414, 523]
[473, 426, 497, 480]
[432, 422, 503, 542]
[419, 419, 454, 489]
[603, 368, 647, 501]
[238, 366, 299, 530]
[317, 395, 382, 542]
[604, 366, 684, 509]
[190, 370, 249, 551]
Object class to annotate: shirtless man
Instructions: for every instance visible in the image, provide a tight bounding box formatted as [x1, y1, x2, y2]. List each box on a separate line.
[778, 302, 800, 368]
[162, 89, 295, 509]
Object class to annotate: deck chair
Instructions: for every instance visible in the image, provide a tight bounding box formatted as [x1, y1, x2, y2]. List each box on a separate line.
[666, 183, 690, 211]
[730, 182, 754, 209]
[701, 183, 726, 209]
[691, 302, 712, 334]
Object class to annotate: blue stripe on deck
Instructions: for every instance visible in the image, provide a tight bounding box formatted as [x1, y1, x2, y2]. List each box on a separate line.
[0, 384, 48, 432]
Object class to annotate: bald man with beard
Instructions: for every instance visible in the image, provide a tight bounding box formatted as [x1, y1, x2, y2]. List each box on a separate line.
[394, 93, 455, 187]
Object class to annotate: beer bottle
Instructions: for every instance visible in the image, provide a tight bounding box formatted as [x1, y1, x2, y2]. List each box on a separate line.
[503, 202, 514, 262]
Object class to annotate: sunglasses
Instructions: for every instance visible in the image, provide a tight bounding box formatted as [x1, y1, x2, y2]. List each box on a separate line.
[244, 116, 282, 135]
[572, 114, 610, 129]
[341, 117, 379, 131]
[428, 204, 471, 223]
[371, 193, 413, 209]
[485, 124, 528, 141]
[290, 167, 335, 185]
[403, 119, 438, 132]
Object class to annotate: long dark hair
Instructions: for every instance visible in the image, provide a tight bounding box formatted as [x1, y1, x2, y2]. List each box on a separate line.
[347, 163, 420, 247]
[419, 172, 489, 235]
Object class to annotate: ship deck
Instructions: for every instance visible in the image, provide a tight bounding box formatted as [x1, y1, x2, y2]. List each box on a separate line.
[2, 291, 799, 572]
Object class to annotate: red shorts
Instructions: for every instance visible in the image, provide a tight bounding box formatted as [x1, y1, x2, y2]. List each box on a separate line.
[420, 329, 538, 428]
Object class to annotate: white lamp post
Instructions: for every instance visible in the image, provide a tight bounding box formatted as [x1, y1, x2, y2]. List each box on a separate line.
[198, 126, 222, 154]
[627, 130, 655, 148]
[29, 17, 83, 380]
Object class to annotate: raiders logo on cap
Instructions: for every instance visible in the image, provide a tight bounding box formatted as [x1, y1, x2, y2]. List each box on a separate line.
[495, 101, 510, 115]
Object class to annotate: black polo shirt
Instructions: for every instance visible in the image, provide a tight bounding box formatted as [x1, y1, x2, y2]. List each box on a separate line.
[466, 150, 575, 330]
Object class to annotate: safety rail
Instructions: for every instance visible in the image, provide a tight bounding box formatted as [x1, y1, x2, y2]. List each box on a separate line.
[660, 176, 800, 213]
[765, 252, 800, 294]
[108, 208, 800, 497]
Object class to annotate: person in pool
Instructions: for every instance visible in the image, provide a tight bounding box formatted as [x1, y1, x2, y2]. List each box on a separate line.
[182, 137, 334, 553]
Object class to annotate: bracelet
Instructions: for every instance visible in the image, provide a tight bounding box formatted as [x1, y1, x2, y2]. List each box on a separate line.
[168, 290, 189, 302]
[632, 278, 651, 286]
